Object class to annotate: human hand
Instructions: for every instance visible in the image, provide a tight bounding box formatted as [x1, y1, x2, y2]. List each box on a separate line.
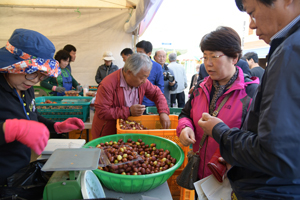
[179, 126, 196, 146]
[198, 112, 223, 137]
[189, 86, 195, 94]
[218, 157, 232, 179]
[218, 157, 232, 173]
[54, 117, 85, 133]
[169, 80, 176, 86]
[159, 113, 170, 129]
[76, 85, 83, 92]
[55, 86, 66, 93]
[130, 104, 146, 116]
[4, 119, 49, 155]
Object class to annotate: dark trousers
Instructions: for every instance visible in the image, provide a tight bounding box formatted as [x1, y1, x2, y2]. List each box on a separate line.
[170, 91, 185, 108]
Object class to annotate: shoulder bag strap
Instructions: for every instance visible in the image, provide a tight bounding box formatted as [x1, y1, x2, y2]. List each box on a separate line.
[197, 92, 232, 153]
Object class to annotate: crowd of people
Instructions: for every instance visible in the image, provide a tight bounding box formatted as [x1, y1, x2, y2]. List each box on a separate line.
[1, 0, 300, 199]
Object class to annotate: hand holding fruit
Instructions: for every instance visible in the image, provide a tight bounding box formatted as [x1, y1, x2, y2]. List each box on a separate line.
[54, 117, 85, 133]
[159, 113, 170, 129]
[179, 126, 196, 146]
[4, 119, 49, 155]
[130, 104, 146, 116]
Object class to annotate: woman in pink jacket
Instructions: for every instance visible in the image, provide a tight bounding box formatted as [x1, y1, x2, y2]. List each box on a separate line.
[176, 26, 259, 181]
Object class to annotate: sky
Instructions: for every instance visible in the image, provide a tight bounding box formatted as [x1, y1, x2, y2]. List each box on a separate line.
[140, 0, 249, 55]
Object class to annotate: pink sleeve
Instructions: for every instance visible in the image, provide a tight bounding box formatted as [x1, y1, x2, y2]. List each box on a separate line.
[176, 117, 195, 137]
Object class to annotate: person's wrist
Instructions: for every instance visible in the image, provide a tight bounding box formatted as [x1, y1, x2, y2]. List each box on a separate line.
[54, 122, 62, 134]
[52, 86, 57, 91]
[159, 112, 168, 116]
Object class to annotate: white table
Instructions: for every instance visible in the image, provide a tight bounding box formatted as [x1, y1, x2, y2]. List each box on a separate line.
[83, 107, 94, 142]
[103, 181, 172, 200]
[83, 117, 92, 142]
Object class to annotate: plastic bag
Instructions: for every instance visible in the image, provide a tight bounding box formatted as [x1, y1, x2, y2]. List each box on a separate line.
[0, 159, 53, 200]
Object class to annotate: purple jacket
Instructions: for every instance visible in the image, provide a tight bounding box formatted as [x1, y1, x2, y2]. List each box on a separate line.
[177, 67, 259, 180]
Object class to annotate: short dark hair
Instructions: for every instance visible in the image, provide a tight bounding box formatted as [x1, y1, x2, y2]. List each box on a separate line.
[55, 50, 71, 63]
[200, 26, 242, 60]
[136, 40, 152, 54]
[235, 0, 276, 11]
[120, 48, 133, 56]
[63, 44, 76, 53]
[243, 52, 259, 63]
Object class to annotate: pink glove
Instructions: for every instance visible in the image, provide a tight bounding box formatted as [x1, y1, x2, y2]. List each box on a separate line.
[4, 119, 49, 155]
[54, 117, 85, 133]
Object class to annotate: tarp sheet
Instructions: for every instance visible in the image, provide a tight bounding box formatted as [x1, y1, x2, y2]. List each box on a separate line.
[0, 7, 132, 86]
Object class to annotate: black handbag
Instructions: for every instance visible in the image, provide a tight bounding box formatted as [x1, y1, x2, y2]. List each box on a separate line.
[176, 94, 231, 190]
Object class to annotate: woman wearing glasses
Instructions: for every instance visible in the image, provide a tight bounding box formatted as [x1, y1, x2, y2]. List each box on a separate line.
[41, 49, 82, 96]
[177, 26, 259, 184]
[0, 29, 84, 187]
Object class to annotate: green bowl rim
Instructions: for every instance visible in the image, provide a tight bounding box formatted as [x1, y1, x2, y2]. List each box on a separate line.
[84, 133, 184, 179]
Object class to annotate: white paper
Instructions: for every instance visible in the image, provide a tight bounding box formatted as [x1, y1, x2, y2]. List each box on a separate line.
[194, 175, 232, 200]
[194, 176, 210, 200]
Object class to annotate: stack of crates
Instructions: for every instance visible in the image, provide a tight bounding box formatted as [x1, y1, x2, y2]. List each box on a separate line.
[35, 96, 93, 122]
[88, 85, 98, 91]
[116, 115, 195, 200]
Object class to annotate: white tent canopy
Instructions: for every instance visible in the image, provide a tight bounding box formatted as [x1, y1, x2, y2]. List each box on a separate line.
[177, 49, 203, 61]
[0, 0, 161, 86]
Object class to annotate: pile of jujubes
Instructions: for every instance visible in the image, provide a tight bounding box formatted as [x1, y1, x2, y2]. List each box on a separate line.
[96, 138, 176, 175]
[119, 119, 148, 130]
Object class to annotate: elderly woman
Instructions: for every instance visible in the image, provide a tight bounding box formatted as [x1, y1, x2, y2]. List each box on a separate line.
[176, 26, 259, 182]
[0, 29, 84, 185]
[92, 53, 170, 138]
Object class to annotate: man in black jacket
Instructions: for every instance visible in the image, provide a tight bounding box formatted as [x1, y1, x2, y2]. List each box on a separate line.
[198, 0, 300, 199]
[243, 51, 265, 81]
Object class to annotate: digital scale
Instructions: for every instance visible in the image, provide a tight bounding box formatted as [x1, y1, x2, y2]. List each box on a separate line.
[42, 148, 106, 200]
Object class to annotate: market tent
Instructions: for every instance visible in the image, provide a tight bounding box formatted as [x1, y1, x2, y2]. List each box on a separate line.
[177, 49, 203, 61]
[0, 0, 162, 86]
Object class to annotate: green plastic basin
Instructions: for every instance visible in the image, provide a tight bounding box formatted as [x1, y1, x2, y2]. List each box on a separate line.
[84, 134, 184, 193]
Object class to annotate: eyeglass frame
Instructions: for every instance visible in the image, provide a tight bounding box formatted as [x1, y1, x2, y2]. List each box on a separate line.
[25, 72, 48, 81]
[201, 54, 225, 62]
[250, 13, 256, 24]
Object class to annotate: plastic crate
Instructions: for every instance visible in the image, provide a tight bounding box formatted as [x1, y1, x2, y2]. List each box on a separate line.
[35, 96, 93, 122]
[167, 169, 195, 200]
[146, 106, 183, 115]
[117, 115, 188, 169]
[89, 85, 98, 91]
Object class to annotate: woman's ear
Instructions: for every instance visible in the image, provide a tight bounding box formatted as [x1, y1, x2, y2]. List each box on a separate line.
[233, 57, 238, 65]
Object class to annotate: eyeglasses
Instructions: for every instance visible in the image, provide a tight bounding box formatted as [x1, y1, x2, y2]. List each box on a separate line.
[250, 13, 256, 24]
[202, 54, 225, 62]
[25, 72, 48, 81]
